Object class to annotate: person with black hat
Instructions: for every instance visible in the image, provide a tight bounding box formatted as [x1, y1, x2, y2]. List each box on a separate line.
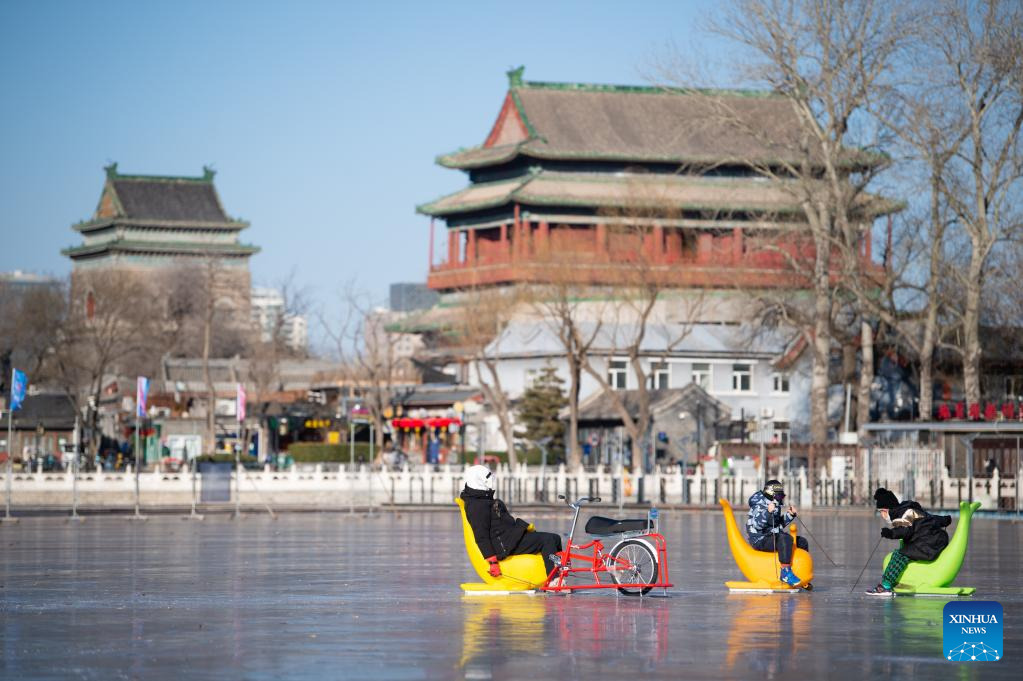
[865, 487, 953, 596]
[745, 480, 808, 586]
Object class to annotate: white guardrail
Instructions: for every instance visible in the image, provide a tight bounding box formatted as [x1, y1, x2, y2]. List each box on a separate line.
[0, 460, 1017, 512]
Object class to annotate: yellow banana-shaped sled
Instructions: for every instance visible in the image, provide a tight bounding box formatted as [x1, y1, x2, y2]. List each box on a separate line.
[720, 497, 813, 592]
[455, 498, 548, 593]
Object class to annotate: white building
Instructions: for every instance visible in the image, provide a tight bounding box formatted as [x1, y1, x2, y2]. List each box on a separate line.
[251, 286, 308, 353]
[462, 314, 812, 446]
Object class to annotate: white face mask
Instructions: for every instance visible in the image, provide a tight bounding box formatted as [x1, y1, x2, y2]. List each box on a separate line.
[465, 465, 495, 491]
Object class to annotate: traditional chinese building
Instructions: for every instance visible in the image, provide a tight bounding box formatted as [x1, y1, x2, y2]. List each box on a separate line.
[420, 67, 884, 292]
[413, 69, 894, 450]
[62, 163, 259, 310]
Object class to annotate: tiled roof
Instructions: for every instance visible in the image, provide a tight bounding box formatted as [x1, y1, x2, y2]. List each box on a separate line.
[10, 393, 77, 430]
[418, 170, 896, 218]
[576, 385, 730, 423]
[100, 164, 233, 223]
[111, 178, 229, 222]
[437, 74, 859, 169]
[486, 319, 795, 359]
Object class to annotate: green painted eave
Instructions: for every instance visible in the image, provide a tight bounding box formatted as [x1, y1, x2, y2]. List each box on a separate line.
[62, 239, 260, 258]
[72, 217, 250, 233]
[515, 78, 781, 99]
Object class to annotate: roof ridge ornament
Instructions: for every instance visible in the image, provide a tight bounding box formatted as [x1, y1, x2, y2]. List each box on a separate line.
[507, 65, 525, 88]
[104, 162, 118, 179]
[202, 165, 216, 181]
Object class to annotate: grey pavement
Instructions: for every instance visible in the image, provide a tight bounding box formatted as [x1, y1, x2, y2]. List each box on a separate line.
[0, 507, 1020, 680]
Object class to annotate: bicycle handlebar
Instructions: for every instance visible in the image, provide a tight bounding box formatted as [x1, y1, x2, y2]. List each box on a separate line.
[558, 495, 601, 505]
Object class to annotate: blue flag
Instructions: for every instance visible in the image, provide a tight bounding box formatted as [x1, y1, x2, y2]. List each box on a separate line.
[136, 376, 150, 418]
[10, 368, 26, 412]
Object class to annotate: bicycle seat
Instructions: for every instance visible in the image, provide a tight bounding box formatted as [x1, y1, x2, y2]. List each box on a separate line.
[585, 516, 649, 536]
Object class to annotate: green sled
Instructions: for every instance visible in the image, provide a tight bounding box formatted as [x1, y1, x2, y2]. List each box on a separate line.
[882, 501, 980, 596]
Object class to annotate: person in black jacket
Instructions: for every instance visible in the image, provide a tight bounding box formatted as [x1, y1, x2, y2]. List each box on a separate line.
[865, 487, 953, 596]
[460, 465, 563, 577]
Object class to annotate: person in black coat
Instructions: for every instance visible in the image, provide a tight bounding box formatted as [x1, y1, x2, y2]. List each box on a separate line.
[460, 464, 563, 577]
[865, 487, 952, 596]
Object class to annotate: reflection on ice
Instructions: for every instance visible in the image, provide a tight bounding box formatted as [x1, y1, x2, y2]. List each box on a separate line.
[724, 595, 812, 674]
[0, 511, 1018, 680]
[459, 595, 671, 679]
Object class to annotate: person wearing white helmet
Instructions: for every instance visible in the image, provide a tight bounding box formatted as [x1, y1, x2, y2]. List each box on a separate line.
[460, 464, 562, 577]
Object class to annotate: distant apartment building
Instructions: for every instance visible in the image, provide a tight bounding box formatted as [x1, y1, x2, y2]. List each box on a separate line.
[251, 286, 308, 353]
[0, 270, 61, 293]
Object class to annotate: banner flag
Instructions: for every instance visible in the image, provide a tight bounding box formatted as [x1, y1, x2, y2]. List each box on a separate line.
[136, 376, 150, 418]
[236, 383, 246, 423]
[10, 369, 27, 411]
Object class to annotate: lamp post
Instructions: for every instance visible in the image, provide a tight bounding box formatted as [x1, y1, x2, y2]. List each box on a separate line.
[71, 413, 81, 521]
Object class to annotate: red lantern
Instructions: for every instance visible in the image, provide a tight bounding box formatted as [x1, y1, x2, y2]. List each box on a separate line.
[1002, 403, 1015, 420]
[955, 402, 965, 419]
[968, 403, 981, 420]
[937, 404, 952, 421]
[984, 403, 997, 421]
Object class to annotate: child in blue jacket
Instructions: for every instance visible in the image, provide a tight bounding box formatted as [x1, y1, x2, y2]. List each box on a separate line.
[746, 480, 809, 586]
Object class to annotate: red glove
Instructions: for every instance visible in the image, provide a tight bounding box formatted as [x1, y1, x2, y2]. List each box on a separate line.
[485, 556, 501, 577]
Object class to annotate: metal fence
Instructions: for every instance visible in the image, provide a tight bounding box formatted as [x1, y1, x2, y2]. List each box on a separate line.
[2, 455, 1019, 513]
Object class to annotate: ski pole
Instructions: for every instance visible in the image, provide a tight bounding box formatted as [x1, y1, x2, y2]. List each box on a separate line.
[850, 534, 884, 593]
[796, 514, 840, 566]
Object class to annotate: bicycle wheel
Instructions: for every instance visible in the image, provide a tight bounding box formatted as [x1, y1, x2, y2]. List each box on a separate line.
[608, 539, 658, 595]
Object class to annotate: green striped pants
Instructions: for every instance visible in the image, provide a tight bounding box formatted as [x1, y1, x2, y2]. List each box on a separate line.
[882, 551, 911, 589]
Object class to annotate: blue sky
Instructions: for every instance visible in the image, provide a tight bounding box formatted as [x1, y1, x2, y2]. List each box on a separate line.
[0, 0, 726, 327]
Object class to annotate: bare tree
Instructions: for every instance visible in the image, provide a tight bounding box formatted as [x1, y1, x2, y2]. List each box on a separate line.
[533, 274, 606, 472]
[919, 0, 1023, 408]
[0, 278, 68, 382]
[571, 188, 704, 472]
[321, 283, 408, 461]
[249, 272, 310, 406]
[456, 286, 525, 467]
[51, 270, 158, 455]
[667, 0, 910, 486]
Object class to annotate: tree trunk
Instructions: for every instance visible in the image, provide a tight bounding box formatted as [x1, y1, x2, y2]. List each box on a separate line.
[477, 358, 518, 467]
[810, 235, 832, 446]
[919, 180, 945, 421]
[808, 232, 832, 504]
[567, 356, 582, 472]
[962, 253, 985, 409]
[857, 321, 873, 438]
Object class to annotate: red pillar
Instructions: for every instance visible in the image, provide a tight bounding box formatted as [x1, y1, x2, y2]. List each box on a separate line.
[500, 223, 509, 261]
[732, 227, 743, 263]
[447, 229, 459, 265]
[467, 229, 477, 263]
[697, 232, 713, 264]
[538, 220, 550, 255]
[596, 223, 607, 259]
[652, 225, 664, 264]
[513, 204, 522, 261]
[428, 218, 435, 270]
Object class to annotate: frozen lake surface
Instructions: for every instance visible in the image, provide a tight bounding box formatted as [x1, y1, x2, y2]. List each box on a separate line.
[1, 507, 1020, 680]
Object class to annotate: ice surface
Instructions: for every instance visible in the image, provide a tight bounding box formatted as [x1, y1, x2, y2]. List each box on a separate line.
[1, 508, 1019, 680]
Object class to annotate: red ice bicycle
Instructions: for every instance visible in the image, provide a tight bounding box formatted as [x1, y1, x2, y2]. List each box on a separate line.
[543, 495, 673, 595]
